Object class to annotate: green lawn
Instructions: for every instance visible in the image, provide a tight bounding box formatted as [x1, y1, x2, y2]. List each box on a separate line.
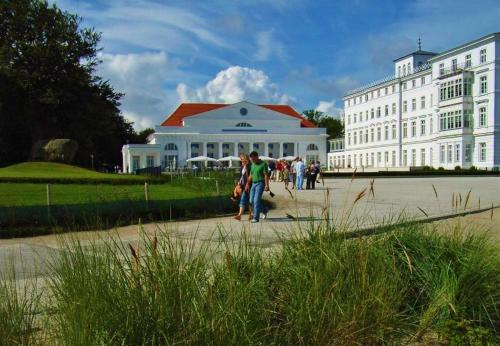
[0, 183, 220, 207]
[0, 162, 143, 180]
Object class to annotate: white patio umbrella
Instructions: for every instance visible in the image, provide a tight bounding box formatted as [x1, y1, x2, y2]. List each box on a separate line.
[259, 156, 277, 161]
[217, 156, 241, 162]
[186, 156, 218, 162]
[278, 156, 296, 161]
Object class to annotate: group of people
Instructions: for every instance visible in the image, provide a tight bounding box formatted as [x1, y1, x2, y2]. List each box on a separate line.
[268, 157, 321, 190]
[232, 152, 322, 223]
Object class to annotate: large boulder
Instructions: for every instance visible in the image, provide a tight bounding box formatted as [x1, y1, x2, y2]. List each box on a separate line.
[30, 138, 78, 163]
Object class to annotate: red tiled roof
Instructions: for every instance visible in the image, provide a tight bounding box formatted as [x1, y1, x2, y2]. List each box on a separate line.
[160, 103, 317, 128]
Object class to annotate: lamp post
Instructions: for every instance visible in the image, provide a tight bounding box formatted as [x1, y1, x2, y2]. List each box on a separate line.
[90, 154, 94, 170]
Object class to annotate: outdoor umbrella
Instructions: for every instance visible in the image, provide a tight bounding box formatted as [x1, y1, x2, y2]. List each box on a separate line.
[259, 156, 277, 161]
[278, 156, 296, 161]
[186, 156, 218, 162]
[217, 156, 241, 162]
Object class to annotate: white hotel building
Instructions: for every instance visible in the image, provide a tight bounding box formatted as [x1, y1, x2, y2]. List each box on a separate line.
[328, 32, 500, 171]
[122, 101, 327, 172]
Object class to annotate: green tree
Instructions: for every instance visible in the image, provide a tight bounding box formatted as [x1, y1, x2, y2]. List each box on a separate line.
[0, 0, 136, 167]
[131, 128, 155, 144]
[302, 109, 344, 139]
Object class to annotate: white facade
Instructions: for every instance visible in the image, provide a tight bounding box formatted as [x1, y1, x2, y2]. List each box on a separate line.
[328, 32, 500, 171]
[122, 101, 328, 173]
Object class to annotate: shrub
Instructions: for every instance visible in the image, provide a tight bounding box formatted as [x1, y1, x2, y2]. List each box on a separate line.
[454, 165, 461, 170]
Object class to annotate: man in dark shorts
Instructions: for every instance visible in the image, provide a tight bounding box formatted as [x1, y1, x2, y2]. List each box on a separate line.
[245, 151, 270, 223]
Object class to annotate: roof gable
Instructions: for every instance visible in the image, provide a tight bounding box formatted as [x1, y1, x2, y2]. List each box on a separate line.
[161, 102, 316, 128]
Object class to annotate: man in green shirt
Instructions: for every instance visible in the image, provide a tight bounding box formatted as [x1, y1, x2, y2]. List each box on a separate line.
[245, 151, 270, 223]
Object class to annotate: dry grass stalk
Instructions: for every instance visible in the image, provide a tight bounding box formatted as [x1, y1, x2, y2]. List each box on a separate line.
[431, 184, 438, 199]
[491, 203, 494, 221]
[369, 179, 375, 198]
[129, 243, 140, 270]
[351, 168, 357, 182]
[464, 189, 472, 210]
[417, 207, 428, 218]
[353, 188, 367, 205]
[451, 192, 455, 211]
[479, 197, 481, 209]
[224, 251, 232, 269]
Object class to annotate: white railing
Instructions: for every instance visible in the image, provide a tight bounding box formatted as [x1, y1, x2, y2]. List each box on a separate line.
[344, 62, 432, 97]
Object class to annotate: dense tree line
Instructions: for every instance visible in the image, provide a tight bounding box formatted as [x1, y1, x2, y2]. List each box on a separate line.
[302, 109, 344, 139]
[0, 0, 146, 168]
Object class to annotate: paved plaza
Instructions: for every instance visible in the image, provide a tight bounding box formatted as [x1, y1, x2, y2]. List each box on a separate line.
[1, 176, 499, 283]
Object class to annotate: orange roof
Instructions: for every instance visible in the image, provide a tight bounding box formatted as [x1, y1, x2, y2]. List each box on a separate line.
[160, 103, 317, 128]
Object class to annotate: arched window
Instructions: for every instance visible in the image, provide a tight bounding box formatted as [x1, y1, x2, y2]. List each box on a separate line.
[235, 122, 252, 127]
[165, 143, 178, 151]
[307, 143, 319, 151]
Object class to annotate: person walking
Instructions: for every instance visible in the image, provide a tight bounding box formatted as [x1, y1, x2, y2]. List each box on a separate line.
[246, 151, 270, 223]
[308, 161, 319, 190]
[295, 158, 305, 190]
[268, 159, 276, 181]
[290, 157, 298, 189]
[276, 160, 282, 182]
[282, 163, 290, 190]
[234, 154, 251, 221]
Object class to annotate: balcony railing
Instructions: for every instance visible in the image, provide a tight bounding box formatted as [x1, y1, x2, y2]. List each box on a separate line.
[438, 62, 471, 79]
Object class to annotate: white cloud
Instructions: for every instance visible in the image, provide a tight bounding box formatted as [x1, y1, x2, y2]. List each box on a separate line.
[315, 100, 343, 119]
[254, 30, 285, 62]
[177, 66, 293, 105]
[98, 51, 180, 129]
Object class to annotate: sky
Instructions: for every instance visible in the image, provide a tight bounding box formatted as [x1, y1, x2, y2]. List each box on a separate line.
[53, 0, 500, 129]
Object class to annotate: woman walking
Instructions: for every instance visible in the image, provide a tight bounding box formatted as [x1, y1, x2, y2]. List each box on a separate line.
[234, 154, 251, 221]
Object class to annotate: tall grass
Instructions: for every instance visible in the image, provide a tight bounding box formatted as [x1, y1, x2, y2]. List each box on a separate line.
[41, 221, 499, 345]
[0, 274, 41, 345]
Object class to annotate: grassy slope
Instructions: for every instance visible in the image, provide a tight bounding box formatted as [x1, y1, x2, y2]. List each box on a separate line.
[0, 183, 219, 207]
[0, 162, 142, 180]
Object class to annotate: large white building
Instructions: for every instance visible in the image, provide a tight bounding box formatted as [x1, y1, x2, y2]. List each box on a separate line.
[122, 101, 327, 173]
[328, 32, 500, 171]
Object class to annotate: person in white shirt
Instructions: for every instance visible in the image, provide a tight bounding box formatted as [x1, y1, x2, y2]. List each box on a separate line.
[295, 158, 305, 190]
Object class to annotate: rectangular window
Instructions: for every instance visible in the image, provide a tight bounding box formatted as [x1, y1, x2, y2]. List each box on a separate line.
[411, 149, 416, 166]
[384, 87, 388, 95]
[385, 105, 389, 116]
[347, 133, 351, 145]
[439, 63, 444, 76]
[420, 149, 425, 166]
[146, 155, 155, 167]
[455, 144, 460, 162]
[411, 121, 416, 137]
[402, 123, 408, 138]
[377, 107, 381, 117]
[447, 145, 452, 163]
[412, 79, 416, 88]
[412, 98, 416, 111]
[403, 101, 407, 112]
[421, 76, 425, 85]
[480, 75, 487, 94]
[347, 114, 351, 124]
[377, 152, 381, 164]
[384, 152, 389, 165]
[377, 127, 381, 141]
[354, 113, 357, 123]
[420, 119, 426, 135]
[365, 111, 369, 121]
[370, 128, 374, 142]
[440, 145, 445, 163]
[359, 131, 363, 144]
[403, 150, 408, 166]
[479, 143, 486, 161]
[465, 54, 471, 67]
[365, 130, 369, 143]
[420, 96, 425, 109]
[391, 151, 396, 166]
[430, 118, 433, 134]
[480, 48, 486, 63]
[403, 82, 407, 90]
[452, 58, 457, 71]
[392, 85, 396, 93]
[479, 107, 487, 127]
[371, 152, 374, 166]
[392, 103, 396, 115]
[132, 156, 140, 171]
[392, 124, 396, 139]
[353, 132, 357, 145]
[371, 108, 374, 119]
[465, 144, 472, 162]
[384, 125, 389, 140]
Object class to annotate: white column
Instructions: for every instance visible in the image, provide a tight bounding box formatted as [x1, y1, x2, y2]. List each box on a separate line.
[264, 142, 269, 157]
[278, 142, 282, 158]
[218, 142, 223, 159]
[122, 151, 127, 173]
[250, 142, 254, 154]
[202, 142, 207, 157]
[234, 142, 238, 157]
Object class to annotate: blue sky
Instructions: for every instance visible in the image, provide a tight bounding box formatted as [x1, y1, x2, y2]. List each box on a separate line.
[54, 0, 500, 129]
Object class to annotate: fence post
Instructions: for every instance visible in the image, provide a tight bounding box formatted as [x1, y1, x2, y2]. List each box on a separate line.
[144, 182, 149, 201]
[46, 184, 51, 219]
[215, 180, 220, 195]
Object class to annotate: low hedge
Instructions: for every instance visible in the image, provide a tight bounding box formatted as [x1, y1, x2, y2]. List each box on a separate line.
[323, 169, 500, 178]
